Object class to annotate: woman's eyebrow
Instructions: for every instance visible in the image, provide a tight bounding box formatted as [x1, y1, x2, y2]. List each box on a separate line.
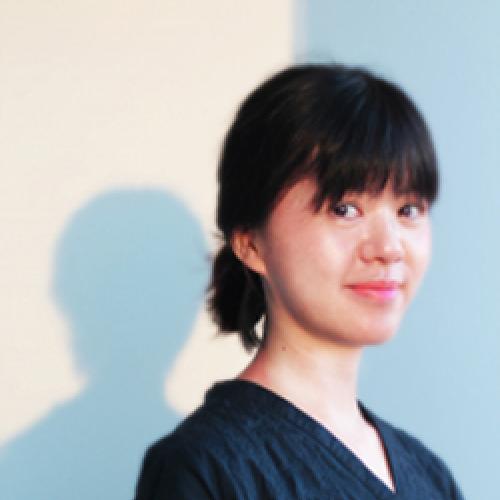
[398, 192, 427, 201]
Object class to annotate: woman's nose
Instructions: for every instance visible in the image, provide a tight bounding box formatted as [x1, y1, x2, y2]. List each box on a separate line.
[358, 213, 403, 264]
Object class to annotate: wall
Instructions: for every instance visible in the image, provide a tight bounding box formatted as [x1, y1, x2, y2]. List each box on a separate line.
[297, 1, 500, 498]
[0, 2, 292, 498]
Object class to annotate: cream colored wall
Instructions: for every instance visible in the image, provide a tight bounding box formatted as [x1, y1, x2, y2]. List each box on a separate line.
[0, 0, 293, 445]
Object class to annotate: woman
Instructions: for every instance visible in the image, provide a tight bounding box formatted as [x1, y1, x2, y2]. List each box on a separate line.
[135, 64, 464, 499]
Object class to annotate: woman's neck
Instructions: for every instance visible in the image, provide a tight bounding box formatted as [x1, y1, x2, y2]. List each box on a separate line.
[238, 321, 398, 493]
[238, 324, 365, 436]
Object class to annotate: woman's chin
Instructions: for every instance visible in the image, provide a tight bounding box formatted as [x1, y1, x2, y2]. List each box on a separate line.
[340, 316, 402, 346]
[364, 330, 398, 346]
[359, 322, 400, 346]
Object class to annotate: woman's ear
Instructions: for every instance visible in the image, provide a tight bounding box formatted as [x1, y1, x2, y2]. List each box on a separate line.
[230, 229, 267, 277]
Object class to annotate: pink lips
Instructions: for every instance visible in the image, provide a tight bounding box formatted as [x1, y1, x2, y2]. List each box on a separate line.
[346, 281, 402, 302]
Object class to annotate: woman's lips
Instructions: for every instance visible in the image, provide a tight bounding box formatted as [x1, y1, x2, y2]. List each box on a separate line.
[346, 281, 402, 302]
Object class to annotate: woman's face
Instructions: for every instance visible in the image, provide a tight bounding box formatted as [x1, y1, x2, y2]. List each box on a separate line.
[251, 177, 432, 347]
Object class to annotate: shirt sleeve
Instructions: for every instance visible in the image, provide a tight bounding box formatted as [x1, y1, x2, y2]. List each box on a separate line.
[424, 446, 466, 500]
[447, 469, 466, 500]
[134, 441, 216, 500]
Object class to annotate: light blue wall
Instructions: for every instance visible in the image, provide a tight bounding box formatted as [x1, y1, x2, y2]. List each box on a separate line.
[1, 190, 209, 500]
[296, 1, 499, 498]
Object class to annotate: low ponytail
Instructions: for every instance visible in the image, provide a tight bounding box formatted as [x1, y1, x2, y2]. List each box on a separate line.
[207, 243, 266, 351]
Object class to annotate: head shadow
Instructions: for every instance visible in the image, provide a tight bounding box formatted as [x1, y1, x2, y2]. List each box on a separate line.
[53, 188, 208, 384]
[1, 188, 208, 500]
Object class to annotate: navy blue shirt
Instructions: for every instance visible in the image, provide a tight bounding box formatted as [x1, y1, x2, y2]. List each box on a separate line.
[135, 380, 464, 499]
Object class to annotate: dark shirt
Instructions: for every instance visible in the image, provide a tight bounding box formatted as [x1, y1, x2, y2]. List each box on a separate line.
[134, 380, 464, 499]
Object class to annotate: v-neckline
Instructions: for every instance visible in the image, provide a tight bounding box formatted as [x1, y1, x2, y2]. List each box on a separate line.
[359, 402, 400, 496]
[210, 379, 402, 498]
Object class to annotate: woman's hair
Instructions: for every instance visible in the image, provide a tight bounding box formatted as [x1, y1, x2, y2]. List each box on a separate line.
[208, 63, 438, 351]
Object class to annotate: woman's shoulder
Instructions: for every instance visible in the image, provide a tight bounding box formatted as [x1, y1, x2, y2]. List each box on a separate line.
[376, 413, 448, 470]
[145, 390, 249, 461]
[363, 405, 464, 497]
[134, 424, 231, 500]
[134, 380, 272, 499]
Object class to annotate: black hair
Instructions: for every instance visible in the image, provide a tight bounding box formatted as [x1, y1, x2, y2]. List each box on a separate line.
[208, 63, 438, 351]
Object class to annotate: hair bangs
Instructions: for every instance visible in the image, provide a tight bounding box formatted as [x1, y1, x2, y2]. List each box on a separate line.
[307, 72, 438, 211]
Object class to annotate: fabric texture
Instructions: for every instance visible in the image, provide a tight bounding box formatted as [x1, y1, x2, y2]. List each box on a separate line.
[134, 380, 464, 499]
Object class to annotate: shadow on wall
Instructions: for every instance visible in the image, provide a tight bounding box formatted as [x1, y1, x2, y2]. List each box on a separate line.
[0, 189, 209, 500]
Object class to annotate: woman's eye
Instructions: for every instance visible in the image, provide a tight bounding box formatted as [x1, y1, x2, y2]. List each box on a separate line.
[399, 203, 425, 219]
[331, 203, 360, 219]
